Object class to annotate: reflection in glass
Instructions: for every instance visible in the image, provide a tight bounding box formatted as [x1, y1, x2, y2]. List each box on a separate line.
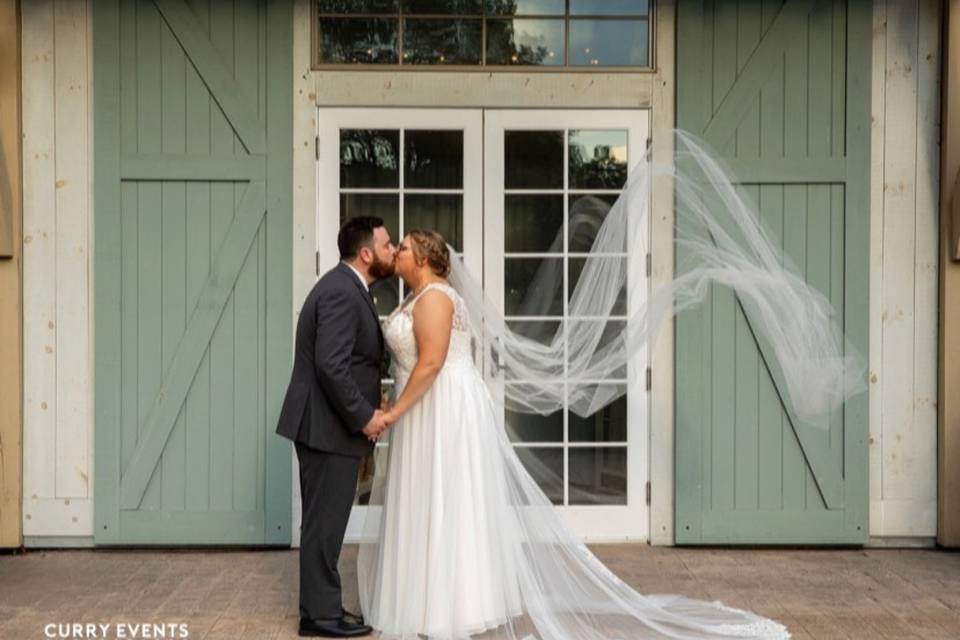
[515, 447, 564, 504]
[568, 194, 619, 252]
[402, 0, 482, 14]
[404, 130, 464, 189]
[568, 448, 627, 505]
[505, 195, 563, 253]
[319, 0, 399, 11]
[569, 19, 649, 66]
[339, 194, 399, 233]
[567, 320, 627, 378]
[486, 19, 564, 66]
[485, 0, 565, 15]
[340, 130, 400, 188]
[404, 194, 464, 252]
[569, 0, 648, 16]
[403, 19, 482, 65]
[319, 18, 399, 64]
[569, 388, 627, 442]
[371, 275, 401, 316]
[506, 320, 561, 346]
[569, 258, 627, 315]
[506, 384, 563, 442]
[504, 131, 563, 189]
[505, 258, 563, 317]
[569, 130, 628, 189]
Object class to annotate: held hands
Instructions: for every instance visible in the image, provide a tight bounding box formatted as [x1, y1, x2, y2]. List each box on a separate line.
[362, 407, 398, 442]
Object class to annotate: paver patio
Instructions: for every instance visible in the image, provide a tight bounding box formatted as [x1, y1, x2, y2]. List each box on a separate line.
[1, 545, 958, 639]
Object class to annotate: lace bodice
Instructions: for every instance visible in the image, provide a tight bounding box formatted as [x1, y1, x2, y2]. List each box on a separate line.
[383, 282, 474, 379]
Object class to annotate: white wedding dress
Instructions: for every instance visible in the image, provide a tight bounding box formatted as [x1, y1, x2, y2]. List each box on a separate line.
[357, 282, 791, 640]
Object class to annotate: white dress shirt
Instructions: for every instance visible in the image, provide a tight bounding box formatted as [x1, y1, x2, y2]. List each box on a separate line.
[343, 262, 370, 292]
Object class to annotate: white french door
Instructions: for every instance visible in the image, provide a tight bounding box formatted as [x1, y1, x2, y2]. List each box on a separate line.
[318, 108, 649, 542]
[483, 110, 649, 541]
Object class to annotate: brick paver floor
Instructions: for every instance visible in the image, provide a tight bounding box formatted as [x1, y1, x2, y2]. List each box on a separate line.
[1, 545, 958, 639]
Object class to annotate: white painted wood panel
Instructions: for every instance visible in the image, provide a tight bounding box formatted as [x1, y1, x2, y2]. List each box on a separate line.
[869, 0, 941, 538]
[21, 0, 94, 538]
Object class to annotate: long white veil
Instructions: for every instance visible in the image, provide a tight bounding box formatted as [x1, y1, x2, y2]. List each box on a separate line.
[356, 131, 866, 639]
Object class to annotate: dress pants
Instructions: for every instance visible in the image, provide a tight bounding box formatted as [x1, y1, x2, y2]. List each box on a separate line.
[295, 442, 361, 621]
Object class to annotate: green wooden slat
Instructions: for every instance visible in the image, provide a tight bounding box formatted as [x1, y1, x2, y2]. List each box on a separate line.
[712, 0, 738, 155]
[831, 0, 847, 158]
[120, 182, 266, 510]
[160, 19, 188, 513]
[702, 0, 818, 150]
[207, 0, 237, 516]
[783, 8, 809, 160]
[699, 510, 863, 544]
[734, 2, 762, 160]
[841, 0, 872, 541]
[757, 185, 785, 510]
[153, 0, 267, 154]
[734, 185, 761, 510]
[711, 253, 736, 512]
[136, 0, 164, 513]
[93, 0, 123, 544]
[264, 0, 293, 544]
[120, 154, 267, 180]
[677, 157, 846, 184]
[184, 28, 212, 513]
[781, 185, 808, 511]
[808, 5, 833, 159]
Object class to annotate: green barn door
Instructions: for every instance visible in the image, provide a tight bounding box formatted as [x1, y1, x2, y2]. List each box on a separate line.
[675, 0, 870, 544]
[93, 0, 292, 545]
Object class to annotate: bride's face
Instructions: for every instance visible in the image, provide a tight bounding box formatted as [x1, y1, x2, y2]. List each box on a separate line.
[394, 235, 423, 287]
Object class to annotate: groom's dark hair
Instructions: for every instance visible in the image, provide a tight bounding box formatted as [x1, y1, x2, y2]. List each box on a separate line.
[338, 216, 385, 260]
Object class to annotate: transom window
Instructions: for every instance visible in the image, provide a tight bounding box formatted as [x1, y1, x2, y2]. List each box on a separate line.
[312, 0, 651, 68]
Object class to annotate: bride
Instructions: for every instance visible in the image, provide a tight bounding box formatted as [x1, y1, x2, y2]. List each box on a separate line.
[355, 228, 792, 640]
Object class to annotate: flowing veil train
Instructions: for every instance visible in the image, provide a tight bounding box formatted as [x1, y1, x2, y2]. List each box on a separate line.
[356, 131, 867, 639]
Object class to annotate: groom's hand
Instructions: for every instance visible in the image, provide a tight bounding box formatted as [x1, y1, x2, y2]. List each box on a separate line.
[362, 409, 388, 441]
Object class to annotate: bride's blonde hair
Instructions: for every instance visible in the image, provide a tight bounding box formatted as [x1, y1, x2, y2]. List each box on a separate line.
[406, 230, 451, 278]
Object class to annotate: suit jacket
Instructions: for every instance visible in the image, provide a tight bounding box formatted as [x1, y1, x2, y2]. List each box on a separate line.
[275, 262, 384, 457]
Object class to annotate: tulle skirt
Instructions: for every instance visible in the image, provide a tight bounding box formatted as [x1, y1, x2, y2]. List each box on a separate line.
[357, 360, 791, 640]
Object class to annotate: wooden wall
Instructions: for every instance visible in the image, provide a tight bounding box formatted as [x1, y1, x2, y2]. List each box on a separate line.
[0, 0, 23, 548]
[21, 0, 94, 540]
[868, 0, 941, 539]
[939, 0, 960, 548]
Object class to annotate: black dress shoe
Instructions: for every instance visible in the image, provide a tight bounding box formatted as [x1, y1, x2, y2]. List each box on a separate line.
[298, 616, 372, 638]
[341, 608, 364, 625]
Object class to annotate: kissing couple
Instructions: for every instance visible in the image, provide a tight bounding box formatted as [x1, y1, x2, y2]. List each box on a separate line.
[276, 216, 791, 640]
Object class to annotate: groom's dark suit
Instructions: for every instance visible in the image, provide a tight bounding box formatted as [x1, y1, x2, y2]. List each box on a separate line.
[276, 262, 383, 621]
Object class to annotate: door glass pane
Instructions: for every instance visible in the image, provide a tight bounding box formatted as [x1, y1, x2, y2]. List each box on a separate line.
[569, 130, 628, 189]
[569, 387, 627, 442]
[506, 383, 564, 442]
[319, 18, 399, 64]
[567, 320, 626, 378]
[568, 448, 627, 505]
[568, 194, 619, 252]
[505, 195, 563, 253]
[515, 447, 564, 504]
[339, 193, 399, 233]
[486, 19, 564, 66]
[403, 19, 482, 65]
[505, 258, 563, 316]
[340, 129, 400, 188]
[319, 0, 399, 12]
[569, 257, 627, 315]
[405, 130, 464, 189]
[402, 0, 482, 13]
[404, 194, 464, 252]
[569, 20, 648, 66]
[506, 320, 561, 346]
[505, 131, 563, 189]
[485, 0, 565, 15]
[569, 0, 648, 16]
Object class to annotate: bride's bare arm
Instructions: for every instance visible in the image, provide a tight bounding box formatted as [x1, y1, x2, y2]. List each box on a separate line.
[382, 290, 454, 424]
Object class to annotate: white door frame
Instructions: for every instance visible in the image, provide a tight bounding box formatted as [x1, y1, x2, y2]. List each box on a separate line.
[483, 109, 650, 541]
[317, 108, 484, 542]
[314, 107, 650, 543]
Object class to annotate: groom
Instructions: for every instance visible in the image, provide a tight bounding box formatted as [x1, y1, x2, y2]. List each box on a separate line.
[276, 216, 396, 637]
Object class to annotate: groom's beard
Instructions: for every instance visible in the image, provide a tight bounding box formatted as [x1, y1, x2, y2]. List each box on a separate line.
[368, 254, 396, 280]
